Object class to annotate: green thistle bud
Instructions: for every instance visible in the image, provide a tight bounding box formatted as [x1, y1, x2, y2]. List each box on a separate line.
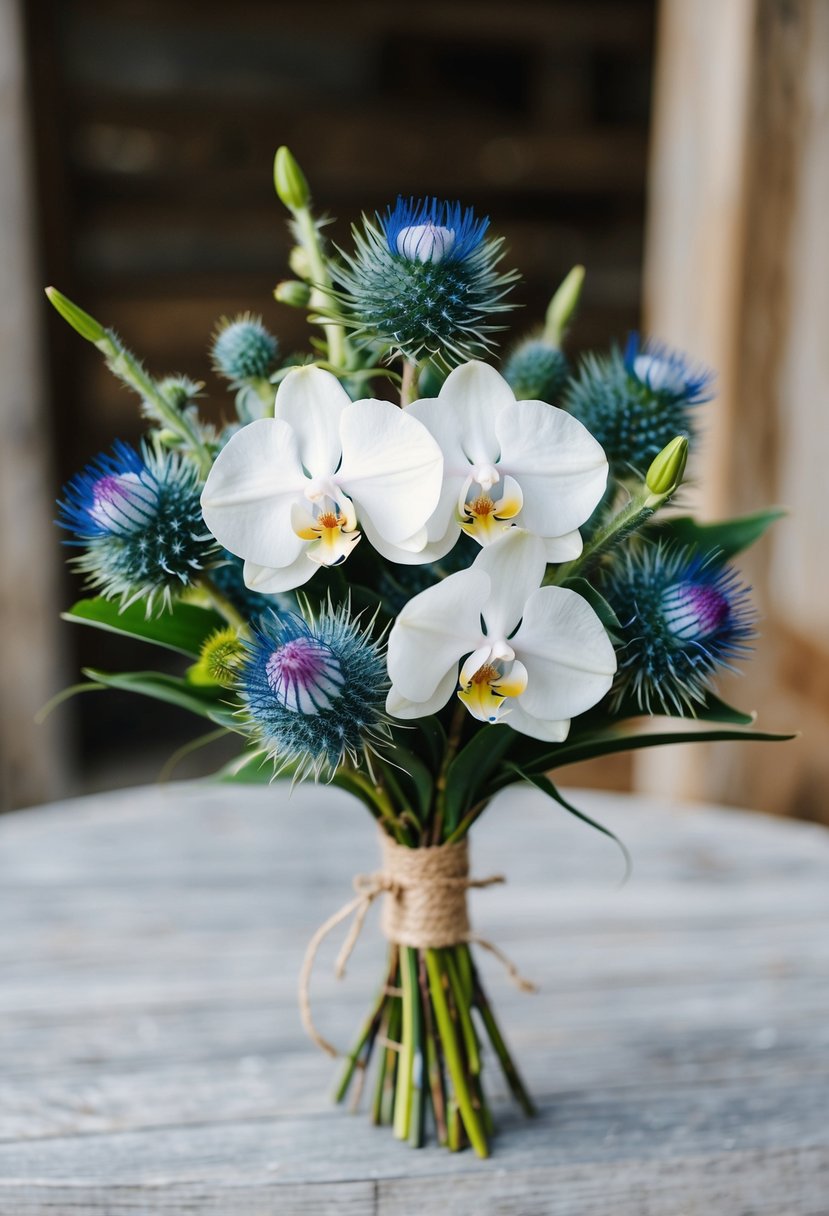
[211, 315, 279, 386]
[273, 146, 310, 211]
[189, 627, 247, 687]
[645, 435, 688, 501]
[274, 280, 312, 308]
[544, 265, 585, 346]
[288, 246, 312, 280]
[503, 338, 569, 402]
[45, 287, 106, 345]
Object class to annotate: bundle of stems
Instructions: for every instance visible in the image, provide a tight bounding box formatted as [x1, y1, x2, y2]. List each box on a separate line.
[333, 937, 534, 1157]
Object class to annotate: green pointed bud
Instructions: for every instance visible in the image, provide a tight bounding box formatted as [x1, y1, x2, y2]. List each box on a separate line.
[645, 435, 689, 499]
[273, 146, 310, 211]
[45, 286, 106, 344]
[288, 245, 312, 280]
[543, 265, 585, 347]
[274, 279, 311, 307]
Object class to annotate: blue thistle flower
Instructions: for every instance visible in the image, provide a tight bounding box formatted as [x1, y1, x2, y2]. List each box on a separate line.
[503, 337, 569, 403]
[335, 197, 519, 367]
[601, 543, 756, 715]
[58, 441, 216, 613]
[563, 337, 714, 478]
[211, 314, 279, 385]
[239, 604, 389, 780]
[623, 333, 714, 405]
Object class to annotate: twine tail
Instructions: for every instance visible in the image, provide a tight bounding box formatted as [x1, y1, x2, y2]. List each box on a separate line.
[466, 934, 538, 994]
[298, 884, 383, 1058]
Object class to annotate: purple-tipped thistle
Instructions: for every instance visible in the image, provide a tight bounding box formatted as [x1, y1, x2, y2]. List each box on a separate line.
[239, 604, 389, 780]
[601, 543, 756, 715]
[58, 441, 215, 613]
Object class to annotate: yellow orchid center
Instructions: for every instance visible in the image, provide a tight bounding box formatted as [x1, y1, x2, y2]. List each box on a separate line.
[458, 657, 528, 724]
[460, 486, 522, 546]
[292, 496, 360, 568]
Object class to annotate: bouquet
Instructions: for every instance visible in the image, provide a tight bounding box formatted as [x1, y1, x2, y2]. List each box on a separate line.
[47, 148, 789, 1158]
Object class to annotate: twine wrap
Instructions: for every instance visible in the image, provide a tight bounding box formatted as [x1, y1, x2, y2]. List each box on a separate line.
[299, 832, 536, 1058]
[379, 833, 474, 948]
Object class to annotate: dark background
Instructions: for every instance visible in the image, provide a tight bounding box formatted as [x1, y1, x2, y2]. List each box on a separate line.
[25, 0, 655, 789]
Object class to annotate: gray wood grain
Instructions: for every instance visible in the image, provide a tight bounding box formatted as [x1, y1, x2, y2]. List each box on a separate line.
[1, 781, 827, 1214]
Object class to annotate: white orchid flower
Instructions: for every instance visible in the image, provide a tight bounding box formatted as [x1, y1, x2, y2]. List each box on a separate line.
[386, 529, 617, 741]
[404, 360, 608, 563]
[201, 366, 444, 592]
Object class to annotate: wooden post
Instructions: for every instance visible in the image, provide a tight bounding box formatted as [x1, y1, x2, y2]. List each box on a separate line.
[638, 0, 829, 818]
[0, 0, 69, 808]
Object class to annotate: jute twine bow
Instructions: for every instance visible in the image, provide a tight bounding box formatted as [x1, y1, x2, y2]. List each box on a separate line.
[299, 831, 536, 1058]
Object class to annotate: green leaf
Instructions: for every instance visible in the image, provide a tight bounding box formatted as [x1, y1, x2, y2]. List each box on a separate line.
[83, 668, 241, 728]
[652, 507, 786, 560]
[514, 723, 796, 777]
[404, 717, 447, 772]
[215, 748, 277, 783]
[378, 745, 433, 819]
[64, 597, 226, 658]
[444, 724, 518, 828]
[507, 764, 631, 880]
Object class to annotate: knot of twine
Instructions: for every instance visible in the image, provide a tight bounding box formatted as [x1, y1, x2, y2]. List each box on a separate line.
[299, 832, 536, 1058]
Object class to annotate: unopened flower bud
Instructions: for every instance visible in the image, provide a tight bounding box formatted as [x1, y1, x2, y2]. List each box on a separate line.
[45, 287, 106, 345]
[544, 265, 585, 347]
[645, 435, 688, 499]
[273, 146, 310, 211]
[288, 246, 312, 280]
[274, 280, 311, 308]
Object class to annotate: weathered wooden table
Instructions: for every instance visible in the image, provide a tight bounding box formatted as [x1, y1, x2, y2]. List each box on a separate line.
[1, 781, 827, 1214]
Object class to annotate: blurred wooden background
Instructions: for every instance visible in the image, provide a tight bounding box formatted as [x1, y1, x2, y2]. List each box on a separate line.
[1, 0, 825, 819]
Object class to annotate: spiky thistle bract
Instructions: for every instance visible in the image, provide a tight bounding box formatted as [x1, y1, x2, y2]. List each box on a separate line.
[334, 197, 519, 368]
[238, 603, 390, 781]
[601, 542, 756, 715]
[211, 314, 279, 386]
[503, 337, 569, 403]
[563, 336, 713, 478]
[58, 440, 216, 614]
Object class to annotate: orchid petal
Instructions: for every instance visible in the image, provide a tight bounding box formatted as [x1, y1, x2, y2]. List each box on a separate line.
[201, 419, 306, 568]
[274, 366, 349, 477]
[243, 554, 317, 594]
[337, 399, 443, 544]
[543, 530, 583, 562]
[433, 361, 512, 465]
[505, 700, 571, 743]
[360, 511, 459, 565]
[458, 645, 493, 689]
[387, 568, 489, 702]
[513, 585, 616, 720]
[406, 397, 469, 545]
[473, 530, 548, 642]
[496, 400, 608, 536]
[386, 666, 459, 720]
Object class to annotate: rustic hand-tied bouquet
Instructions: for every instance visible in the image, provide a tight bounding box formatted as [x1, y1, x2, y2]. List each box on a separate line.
[47, 148, 789, 1157]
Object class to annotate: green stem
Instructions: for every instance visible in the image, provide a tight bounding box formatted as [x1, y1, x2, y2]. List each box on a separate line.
[418, 952, 448, 1145]
[400, 359, 419, 407]
[548, 489, 656, 585]
[371, 1002, 391, 1125]
[394, 946, 419, 1141]
[98, 332, 213, 473]
[293, 207, 347, 369]
[443, 951, 480, 1076]
[432, 700, 467, 844]
[425, 949, 489, 1158]
[380, 996, 401, 1125]
[444, 798, 489, 845]
[198, 574, 249, 633]
[334, 949, 396, 1104]
[466, 946, 536, 1117]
